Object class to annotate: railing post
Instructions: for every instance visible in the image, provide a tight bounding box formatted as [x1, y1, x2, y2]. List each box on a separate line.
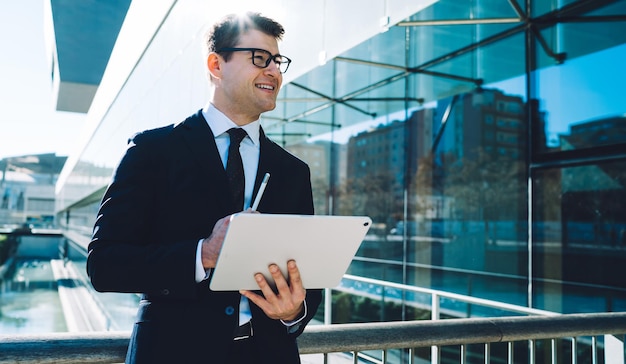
[432, 292, 440, 320]
[431, 345, 440, 364]
[431, 292, 440, 364]
[460, 344, 466, 364]
[324, 288, 332, 325]
[592, 336, 598, 364]
[604, 334, 626, 364]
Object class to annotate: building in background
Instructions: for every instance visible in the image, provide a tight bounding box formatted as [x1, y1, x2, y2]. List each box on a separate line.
[47, 0, 626, 330]
[45, 0, 131, 113]
[0, 154, 66, 227]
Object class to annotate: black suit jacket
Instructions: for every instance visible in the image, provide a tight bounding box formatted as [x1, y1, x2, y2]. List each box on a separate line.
[87, 110, 322, 363]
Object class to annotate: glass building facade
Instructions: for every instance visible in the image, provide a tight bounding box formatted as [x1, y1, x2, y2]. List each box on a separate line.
[56, 0, 626, 324]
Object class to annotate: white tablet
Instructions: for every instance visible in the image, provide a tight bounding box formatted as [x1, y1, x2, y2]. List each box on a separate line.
[209, 213, 372, 291]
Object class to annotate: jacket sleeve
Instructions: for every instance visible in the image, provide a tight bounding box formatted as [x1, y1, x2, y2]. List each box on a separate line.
[86, 128, 200, 299]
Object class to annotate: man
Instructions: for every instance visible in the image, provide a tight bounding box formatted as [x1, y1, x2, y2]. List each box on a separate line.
[87, 12, 322, 364]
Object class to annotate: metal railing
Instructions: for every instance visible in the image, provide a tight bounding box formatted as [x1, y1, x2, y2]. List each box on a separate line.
[1, 312, 625, 363]
[339, 274, 557, 319]
[3, 231, 624, 363]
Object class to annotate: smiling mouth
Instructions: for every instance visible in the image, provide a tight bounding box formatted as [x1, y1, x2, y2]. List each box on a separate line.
[256, 84, 275, 91]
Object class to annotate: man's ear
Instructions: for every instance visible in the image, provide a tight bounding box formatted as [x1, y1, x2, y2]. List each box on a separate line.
[207, 52, 222, 80]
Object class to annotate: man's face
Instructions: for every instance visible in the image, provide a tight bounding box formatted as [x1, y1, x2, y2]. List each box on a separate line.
[214, 29, 283, 124]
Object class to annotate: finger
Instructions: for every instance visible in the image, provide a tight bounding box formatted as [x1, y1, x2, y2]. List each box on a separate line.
[269, 263, 288, 287]
[286, 260, 303, 289]
[270, 264, 295, 298]
[286, 260, 306, 301]
[239, 288, 282, 320]
[239, 289, 267, 310]
[241, 274, 278, 318]
[253, 272, 278, 301]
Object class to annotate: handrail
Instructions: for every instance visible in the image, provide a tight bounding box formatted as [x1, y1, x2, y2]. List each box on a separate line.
[342, 274, 556, 317]
[298, 312, 626, 354]
[1, 312, 625, 363]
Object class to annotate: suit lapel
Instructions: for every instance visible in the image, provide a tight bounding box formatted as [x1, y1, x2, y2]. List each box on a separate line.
[177, 111, 233, 211]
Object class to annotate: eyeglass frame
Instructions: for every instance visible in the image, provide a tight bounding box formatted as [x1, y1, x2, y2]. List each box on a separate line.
[216, 47, 292, 74]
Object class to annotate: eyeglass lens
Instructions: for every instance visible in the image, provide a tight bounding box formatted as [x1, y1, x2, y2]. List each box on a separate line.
[252, 49, 289, 73]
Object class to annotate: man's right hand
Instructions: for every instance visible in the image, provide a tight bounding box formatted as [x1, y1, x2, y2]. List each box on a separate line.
[201, 215, 232, 269]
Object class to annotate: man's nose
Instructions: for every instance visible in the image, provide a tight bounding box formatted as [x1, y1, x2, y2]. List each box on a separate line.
[265, 58, 281, 74]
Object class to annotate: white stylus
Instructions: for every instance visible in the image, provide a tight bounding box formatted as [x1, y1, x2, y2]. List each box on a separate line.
[251, 173, 270, 211]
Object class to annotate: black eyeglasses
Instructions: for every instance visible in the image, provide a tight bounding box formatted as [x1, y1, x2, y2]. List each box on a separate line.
[217, 47, 292, 74]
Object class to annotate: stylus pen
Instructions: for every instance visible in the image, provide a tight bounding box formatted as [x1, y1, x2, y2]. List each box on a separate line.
[251, 172, 270, 211]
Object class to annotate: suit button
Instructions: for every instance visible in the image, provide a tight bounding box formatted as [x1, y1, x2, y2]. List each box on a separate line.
[161, 289, 170, 295]
[225, 306, 235, 316]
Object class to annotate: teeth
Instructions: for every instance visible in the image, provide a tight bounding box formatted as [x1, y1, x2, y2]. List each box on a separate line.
[256, 84, 274, 90]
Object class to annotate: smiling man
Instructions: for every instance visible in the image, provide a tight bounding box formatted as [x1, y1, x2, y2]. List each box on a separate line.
[87, 12, 322, 364]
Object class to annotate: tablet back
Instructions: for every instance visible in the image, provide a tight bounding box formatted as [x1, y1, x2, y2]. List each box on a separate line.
[209, 214, 372, 291]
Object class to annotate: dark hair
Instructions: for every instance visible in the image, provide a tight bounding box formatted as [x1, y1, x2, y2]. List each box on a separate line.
[205, 12, 285, 61]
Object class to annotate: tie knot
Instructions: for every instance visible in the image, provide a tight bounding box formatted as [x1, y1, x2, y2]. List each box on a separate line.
[227, 128, 247, 146]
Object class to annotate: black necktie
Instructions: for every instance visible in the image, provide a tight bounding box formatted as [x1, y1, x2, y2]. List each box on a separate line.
[226, 128, 247, 210]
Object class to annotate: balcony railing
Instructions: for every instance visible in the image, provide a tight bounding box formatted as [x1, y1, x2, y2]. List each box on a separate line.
[3, 231, 625, 363]
[1, 311, 625, 363]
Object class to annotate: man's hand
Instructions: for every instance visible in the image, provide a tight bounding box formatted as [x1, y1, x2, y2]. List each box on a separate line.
[240, 260, 306, 321]
[201, 215, 232, 269]
[202, 210, 259, 269]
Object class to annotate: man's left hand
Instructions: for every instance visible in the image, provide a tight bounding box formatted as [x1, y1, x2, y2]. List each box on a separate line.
[240, 260, 305, 321]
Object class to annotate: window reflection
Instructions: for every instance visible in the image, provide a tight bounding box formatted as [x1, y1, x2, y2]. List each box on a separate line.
[533, 160, 626, 312]
[536, 43, 626, 153]
[281, 2, 626, 319]
[262, 3, 626, 320]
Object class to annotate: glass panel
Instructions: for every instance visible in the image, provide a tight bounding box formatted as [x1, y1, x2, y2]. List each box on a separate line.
[533, 0, 567, 18]
[407, 23, 527, 107]
[417, 0, 524, 21]
[589, 0, 626, 16]
[405, 86, 529, 305]
[281, 2, 537, 324]
[533, 160, 626, 313]
[534, 22, 626, 153]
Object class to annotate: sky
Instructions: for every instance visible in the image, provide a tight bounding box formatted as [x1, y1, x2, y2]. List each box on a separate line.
[0, 0, 85, 161]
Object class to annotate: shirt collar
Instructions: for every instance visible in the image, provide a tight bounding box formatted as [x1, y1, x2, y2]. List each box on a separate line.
[202, 103, 261, 146]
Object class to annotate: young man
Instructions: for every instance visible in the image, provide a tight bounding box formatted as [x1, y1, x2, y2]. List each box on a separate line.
[87, 12, 322, 364]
